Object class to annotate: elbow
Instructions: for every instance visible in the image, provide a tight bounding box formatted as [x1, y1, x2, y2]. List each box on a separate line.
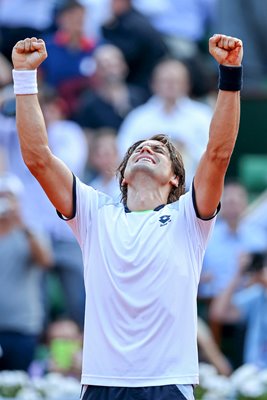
[209, 300, 225, 323]
[206, 144, 232, 169]
[209, 306, 221, 322]
[23, 146, 52, 176]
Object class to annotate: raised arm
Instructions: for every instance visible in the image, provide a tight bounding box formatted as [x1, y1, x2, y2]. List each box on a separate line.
[194, 34, 243, 218]
[11, 37, 74, 218]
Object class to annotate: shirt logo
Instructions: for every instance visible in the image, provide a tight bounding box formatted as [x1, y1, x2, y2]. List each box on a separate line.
[159, 215, 171, 227]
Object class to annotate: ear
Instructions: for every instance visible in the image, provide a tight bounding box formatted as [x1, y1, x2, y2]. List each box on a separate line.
[121, 178, 127, 186]
[170, 175, 179, 188]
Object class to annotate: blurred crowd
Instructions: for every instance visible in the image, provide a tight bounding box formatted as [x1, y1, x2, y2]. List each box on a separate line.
[1, 0, 267, 382]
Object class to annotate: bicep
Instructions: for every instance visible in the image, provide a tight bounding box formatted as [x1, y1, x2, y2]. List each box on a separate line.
[193, 150, 226, 219]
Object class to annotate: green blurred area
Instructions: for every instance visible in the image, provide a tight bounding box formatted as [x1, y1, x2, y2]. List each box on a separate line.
[228, 96, 267, 199]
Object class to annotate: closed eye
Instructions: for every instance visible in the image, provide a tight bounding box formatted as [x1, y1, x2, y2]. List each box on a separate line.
[153, 145, 165, 154]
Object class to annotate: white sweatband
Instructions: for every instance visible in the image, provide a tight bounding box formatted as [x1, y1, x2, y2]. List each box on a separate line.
[12, 69, 38, 95]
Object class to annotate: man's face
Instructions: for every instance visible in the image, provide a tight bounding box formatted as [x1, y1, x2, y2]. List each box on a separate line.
[123, 140, 178, 187]
[221, 184, 248, 222]
[152, 62, 189, 103]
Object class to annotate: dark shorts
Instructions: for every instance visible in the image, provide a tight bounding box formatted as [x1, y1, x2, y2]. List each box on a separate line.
[81, 385, 189, 400]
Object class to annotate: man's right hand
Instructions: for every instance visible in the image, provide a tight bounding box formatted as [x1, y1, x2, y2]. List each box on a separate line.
[12, 37, 47, 70]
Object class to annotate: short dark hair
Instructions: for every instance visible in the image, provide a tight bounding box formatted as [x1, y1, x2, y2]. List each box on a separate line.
[117, 134, 185, 205]
[56, 0, 84, 16]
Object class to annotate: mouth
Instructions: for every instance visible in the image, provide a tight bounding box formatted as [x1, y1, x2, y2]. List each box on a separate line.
[135, 156, 155, 164]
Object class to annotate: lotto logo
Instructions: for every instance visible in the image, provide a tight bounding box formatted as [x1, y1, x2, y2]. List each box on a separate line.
[159, 215, 171, 226]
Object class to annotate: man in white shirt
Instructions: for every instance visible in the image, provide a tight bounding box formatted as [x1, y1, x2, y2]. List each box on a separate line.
[117, 59, 212, 188]
[11, 33, 243, 399]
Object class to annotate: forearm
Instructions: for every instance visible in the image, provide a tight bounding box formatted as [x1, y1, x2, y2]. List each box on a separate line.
[207, 90, 240, 166]
[16, 94, 51, 169]
[200, 339, 232, 376]
[23, 227, 53, 268]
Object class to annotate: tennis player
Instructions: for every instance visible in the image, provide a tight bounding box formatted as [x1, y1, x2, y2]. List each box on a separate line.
[11, 33, 243, 400]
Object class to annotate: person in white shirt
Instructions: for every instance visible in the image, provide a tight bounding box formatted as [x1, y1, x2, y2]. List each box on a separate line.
[117, 58, 213, 188]
[11, 33, 243, 400]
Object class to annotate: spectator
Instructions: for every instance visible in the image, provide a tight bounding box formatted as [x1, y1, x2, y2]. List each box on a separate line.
[40, 0, 97, 114]
[132, 0, 217, 98]
[74, 43, 147, 130]
[88, 128, 121, 201]
[199, 181, 267, 369]
[213, 0, 267, 94]
[133, 0, 216, 59]
[45, 318, 82, 379]
[0, 88, 87, 329]
[80, 0, 112, 41]
[210, 252, 267, 369]
[0, 173, 53, 371]
[199, 181, 267, 299]
[101, 0, 168, 96]
[117, 58, 212, 187]
[0, 0, 57, 61]
[39, 87, 88, 329]
[243, 189, 267, 243]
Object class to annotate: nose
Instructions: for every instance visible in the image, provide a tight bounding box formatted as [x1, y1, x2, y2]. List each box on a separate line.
[140, 145, 153, 154]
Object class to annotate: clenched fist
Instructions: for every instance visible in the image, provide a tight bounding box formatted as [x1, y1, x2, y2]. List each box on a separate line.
[12, 37, 47, 70]
[209, 34, 243, 67]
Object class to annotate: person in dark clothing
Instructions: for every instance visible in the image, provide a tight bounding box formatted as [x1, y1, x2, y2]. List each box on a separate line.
[101, 0, 168, 97]
[73, 43, 147, 130]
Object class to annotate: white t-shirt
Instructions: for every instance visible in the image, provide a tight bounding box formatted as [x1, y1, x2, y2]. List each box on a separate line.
[67, 177, 217, 387]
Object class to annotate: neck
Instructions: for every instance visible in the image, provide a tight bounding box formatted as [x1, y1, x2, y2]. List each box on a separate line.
[126, 176, 169, 211]
[163, 99, 177, 113]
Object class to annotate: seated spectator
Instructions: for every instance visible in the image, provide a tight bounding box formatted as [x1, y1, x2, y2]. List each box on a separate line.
[30, 318, 82, 379]
[101, 0, 168, 97]
[73, 43, 147, 130]
[46, 318, 82, 379]
[210, 252, 267, 369]
[117, 58, 212, 187]
[40, 0, 97, 114]
[87, 128, 121, 201]
[0, 173, 53, 372]
[133, 0, 217, 98]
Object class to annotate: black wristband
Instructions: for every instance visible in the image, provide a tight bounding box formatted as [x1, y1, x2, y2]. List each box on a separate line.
[218, 64, 243, 91]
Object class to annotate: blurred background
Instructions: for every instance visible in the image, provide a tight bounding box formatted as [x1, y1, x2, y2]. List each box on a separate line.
[1, 1, 267, 399]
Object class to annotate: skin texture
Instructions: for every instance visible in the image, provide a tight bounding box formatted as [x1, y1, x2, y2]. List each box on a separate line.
[12, 34, 243, 218]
